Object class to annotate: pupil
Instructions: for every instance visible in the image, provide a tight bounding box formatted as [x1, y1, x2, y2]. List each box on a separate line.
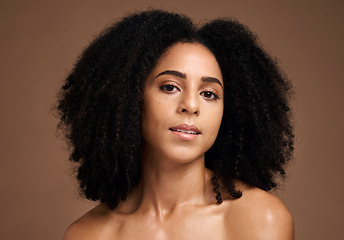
[166, 85, 174, 91]
[205, 92, 211, 98]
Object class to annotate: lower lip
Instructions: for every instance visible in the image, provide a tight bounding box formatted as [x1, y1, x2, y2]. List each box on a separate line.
[170, 130, 200, 141]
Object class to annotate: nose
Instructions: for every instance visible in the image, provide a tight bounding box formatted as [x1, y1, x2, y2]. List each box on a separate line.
[177, 92, 200, 116]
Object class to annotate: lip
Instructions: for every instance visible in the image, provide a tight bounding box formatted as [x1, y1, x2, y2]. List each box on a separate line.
[169, 124, 201, 141]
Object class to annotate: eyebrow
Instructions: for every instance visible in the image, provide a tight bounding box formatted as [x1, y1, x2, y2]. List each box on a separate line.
[155, 70, 186, 79]
[155, 70, 223, 88]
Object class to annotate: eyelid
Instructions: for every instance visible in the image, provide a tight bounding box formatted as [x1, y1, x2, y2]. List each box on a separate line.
[161, 80, 181, 87]
[201, 89, 221, 100]
[202, 85, 221, 96]
[201, 80, 222, 91]
[159, 82, 181, 92]
[160, 79, 180, 85]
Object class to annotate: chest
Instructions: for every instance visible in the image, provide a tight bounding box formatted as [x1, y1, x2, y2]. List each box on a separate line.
[117, 213, 229, 240]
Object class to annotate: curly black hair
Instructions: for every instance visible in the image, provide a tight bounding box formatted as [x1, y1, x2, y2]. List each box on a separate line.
[57, 9, 294, 209]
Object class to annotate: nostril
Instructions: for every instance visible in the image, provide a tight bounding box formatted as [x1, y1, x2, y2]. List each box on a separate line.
[181, 109, 198, 114]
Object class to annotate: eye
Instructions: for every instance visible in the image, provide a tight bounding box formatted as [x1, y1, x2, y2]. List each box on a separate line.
[201, 90, 220, 100]
[160, 84, 180, 93]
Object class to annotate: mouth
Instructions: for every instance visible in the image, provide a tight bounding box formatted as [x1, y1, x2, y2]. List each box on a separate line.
[169, 124, 201, 134]
[169, 128, 200, 135]
[169, 124, 201, 140]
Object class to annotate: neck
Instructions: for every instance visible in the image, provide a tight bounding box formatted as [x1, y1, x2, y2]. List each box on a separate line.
[134, 148, 213, 217]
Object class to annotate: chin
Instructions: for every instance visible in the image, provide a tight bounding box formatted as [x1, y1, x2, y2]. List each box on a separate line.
[163, 145, 209, 164]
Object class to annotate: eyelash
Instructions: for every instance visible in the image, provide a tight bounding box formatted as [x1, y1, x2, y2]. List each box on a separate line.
[201, 90, 220, 100]
[159, 84, 220, 101]
[160, 84, 180, 92]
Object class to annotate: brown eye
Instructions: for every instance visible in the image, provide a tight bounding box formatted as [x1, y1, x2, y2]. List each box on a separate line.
[160, 84, 180, 93]
[203, 91, 213, 98]
[201, 91, 220, 100]
[165, 85, 175, 91]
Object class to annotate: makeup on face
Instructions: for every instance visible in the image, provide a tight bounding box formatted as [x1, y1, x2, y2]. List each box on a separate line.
[141, 42, 224, 162]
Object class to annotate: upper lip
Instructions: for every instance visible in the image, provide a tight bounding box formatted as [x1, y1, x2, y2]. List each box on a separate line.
[169, 124, 201, 134]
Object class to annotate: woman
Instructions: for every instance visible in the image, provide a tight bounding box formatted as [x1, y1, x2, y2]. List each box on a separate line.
[58, 9, 294, 239]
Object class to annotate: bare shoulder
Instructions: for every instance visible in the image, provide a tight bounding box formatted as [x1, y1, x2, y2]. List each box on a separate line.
[225, 187, 294, 240]
[63, 203, 122, 240]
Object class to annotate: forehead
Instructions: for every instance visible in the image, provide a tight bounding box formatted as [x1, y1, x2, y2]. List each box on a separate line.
[148, 42, 223, 81]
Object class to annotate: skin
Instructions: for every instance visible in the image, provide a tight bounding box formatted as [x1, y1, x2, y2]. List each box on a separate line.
[64, 43, 294, 240]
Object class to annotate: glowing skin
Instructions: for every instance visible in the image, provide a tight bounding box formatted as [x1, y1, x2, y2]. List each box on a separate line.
[64, 43, 294, 240]
[141, 43, 224, 165]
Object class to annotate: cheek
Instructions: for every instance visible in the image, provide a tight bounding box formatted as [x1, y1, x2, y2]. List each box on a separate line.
[216, 108, 224, 130]
[142, 93, 175, 122]
[141, 98, 170, 141]
[201, 103, 223, 149]
[209, 103, 223, 128]
[208, 105, 224, 141]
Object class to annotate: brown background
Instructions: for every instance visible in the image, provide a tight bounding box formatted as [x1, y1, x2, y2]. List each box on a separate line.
[1, 0, 343, 239]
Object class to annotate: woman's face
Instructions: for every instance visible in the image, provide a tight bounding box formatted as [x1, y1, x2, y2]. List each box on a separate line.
[142, 42, 224, 163]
